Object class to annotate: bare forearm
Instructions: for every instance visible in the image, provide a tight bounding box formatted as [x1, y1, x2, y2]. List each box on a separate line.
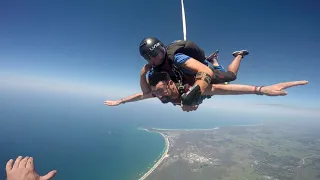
[184, 59, 214, 93]
[120, 92, 154, 104]
[195, 67, 214, 93]
[195, 78, 211, 94]
[204, 84, 258, 96]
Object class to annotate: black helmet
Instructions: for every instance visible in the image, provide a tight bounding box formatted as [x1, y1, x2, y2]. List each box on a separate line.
[139, 37, 166, 61]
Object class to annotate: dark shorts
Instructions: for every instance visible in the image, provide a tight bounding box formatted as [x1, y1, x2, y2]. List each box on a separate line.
[208, 66, 237, 84]
[181, 41, 236, 84]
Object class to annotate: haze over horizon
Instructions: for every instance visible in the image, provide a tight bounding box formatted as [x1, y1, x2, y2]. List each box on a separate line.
[1, 0, 319, 116]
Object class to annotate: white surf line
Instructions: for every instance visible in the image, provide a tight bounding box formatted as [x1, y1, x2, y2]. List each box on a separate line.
[138, 132, 170, 180]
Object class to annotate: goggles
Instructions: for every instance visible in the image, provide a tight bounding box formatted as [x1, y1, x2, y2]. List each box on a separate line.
[142, 47, 164, 61]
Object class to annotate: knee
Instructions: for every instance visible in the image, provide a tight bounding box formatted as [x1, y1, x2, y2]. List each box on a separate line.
[229, 71, 237, 81]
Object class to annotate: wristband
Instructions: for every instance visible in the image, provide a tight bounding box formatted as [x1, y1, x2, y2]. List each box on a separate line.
[254, 86, 264, 95]
[195, 72, 212, 84]
[258, 86, 264, 95]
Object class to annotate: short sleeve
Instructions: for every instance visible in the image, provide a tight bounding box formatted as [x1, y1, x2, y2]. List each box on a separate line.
[173, 53, 191, 67]
[147, 68, 155, 80]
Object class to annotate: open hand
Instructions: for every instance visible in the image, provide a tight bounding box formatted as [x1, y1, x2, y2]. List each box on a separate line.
[6, 156, 57, 180]
[104, 100, 122, 106]
[261, 80, 308, 96]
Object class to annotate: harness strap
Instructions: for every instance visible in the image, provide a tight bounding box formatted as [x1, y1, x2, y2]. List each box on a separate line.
[175, 83, 189, 96]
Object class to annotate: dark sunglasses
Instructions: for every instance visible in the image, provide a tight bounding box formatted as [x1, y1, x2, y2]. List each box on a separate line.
[142, 48, 162, 61]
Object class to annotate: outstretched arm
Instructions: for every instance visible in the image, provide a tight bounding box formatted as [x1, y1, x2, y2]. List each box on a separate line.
[204, 81, 308, 96]
[104, 92, 154, 106]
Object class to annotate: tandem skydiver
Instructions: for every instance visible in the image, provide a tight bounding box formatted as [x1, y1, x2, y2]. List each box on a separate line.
[138, 37, 250, 111]
[104, 48, 243, 111]
[105, 37, 249, 111]
[138, 37, 248, 97]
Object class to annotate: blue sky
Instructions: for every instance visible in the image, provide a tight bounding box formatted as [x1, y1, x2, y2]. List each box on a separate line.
[1, 0, 319, 117]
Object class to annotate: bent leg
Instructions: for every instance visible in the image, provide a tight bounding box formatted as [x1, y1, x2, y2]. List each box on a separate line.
[206, 50, 248, 84]
[208, 67, 237, 84]
[206, 50, 227, 72]
[227, 55, 243, 77]
[227, 50, 249, 77]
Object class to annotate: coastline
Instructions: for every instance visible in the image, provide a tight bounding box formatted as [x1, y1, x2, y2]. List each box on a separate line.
[137, 121, 263, 179]
[138, 129, 170, 180]
[148, 121, 263, 131]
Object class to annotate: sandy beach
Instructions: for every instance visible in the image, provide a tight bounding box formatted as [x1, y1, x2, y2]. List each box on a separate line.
[139, 130, 170, 180]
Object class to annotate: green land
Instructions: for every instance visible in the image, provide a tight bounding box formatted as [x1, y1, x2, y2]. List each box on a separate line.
[146, 119, 320, 180]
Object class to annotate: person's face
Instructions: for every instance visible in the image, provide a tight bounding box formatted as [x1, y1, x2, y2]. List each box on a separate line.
[151, 80, 177, 99]
[143, 47, 165, 66]
[149, 49, 165, 66]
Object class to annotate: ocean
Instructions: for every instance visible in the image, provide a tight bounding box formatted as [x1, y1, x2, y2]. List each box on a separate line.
[0, 89, 259, 180]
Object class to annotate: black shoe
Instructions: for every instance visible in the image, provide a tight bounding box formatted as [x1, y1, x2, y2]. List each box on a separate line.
[232, 50, 249, 57]
[206, 50, 219, 63]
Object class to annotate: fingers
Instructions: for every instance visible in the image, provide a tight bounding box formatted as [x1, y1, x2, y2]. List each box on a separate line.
[192, 105, 199, 111]
[143, 64, 152, 70]
[279, 90, 288, 96]
[181, 105, 198, 112]
[103, 101, 119, 106]
[104, 101, 113, 106]
[181, 105, 190, 112]
[40, 170, 57, 180]
[26, 157, 34, 170]
[181, 105, 188, 112]
[10, 156, 34, 170]
[267, 90, 288, 96]
[277, 80, 308, 89]
[13, 156, 23, 168]
[19, 156, 29, 168]
[5, 159, 13, 172]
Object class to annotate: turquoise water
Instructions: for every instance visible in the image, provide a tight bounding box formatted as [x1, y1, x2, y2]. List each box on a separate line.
[0, 90, 258, 180]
